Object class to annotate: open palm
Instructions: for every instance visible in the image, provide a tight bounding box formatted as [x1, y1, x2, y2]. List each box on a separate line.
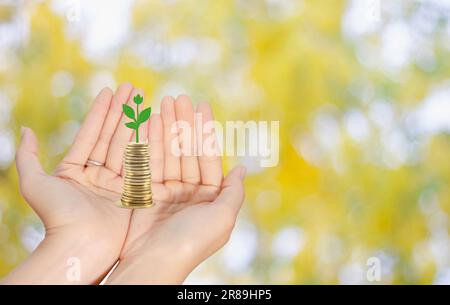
[16, 84, 245, 284]
[112, 95, 245, 283]
[16, 83, 143, 282]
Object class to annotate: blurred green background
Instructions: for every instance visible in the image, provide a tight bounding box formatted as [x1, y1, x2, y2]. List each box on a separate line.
[0, 0, 449, 284]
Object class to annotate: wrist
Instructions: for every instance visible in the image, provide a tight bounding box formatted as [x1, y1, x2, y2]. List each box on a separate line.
[106, 250, 192, 284]
[2, 226, 119, 284]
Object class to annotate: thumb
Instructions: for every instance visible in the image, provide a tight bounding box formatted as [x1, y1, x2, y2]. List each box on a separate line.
[16, 127, 45, 198]
[214, 165, 246, 215]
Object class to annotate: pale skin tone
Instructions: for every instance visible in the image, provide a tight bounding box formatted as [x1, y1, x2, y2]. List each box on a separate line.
[1, 83, 246, 284]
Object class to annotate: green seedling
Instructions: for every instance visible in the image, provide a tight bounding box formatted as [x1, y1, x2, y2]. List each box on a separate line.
[122, 94, 151, 143]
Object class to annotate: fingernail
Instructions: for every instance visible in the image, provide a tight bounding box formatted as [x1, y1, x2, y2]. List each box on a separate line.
[239, 165, 247, 179]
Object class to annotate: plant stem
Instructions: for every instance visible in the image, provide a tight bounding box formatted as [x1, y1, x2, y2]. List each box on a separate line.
[136, 103, 139, 143]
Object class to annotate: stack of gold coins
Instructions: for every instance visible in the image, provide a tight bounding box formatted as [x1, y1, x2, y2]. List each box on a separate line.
[120, 142, 153, 208]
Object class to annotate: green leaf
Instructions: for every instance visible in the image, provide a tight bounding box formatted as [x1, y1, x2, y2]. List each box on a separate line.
[125, 121, 138, 130]
[138, 107, 152, 123]
[122, 104, 135, 120]
[133, 94, 144, 105]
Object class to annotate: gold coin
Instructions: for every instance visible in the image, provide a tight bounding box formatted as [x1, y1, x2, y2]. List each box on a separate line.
[122, 193, 152, 198]
[122, 201, 153, 205]
[125, 159, 149, 162]
[124, 169, 150, 173]
[126, 150, 148, 153]
[124, 176, 151, 180]
[123, 178, 151, 181]
[124, 172, 151, 176]
[123, 182, 152, 187]
[125, 151, 148, 154]
[124, 167, 150, 172]
[122, 192, 152, 196]
[125, 156, 148, 159]
[123, 192, 152, 195]
[124, 173, 151, 177]
[123, 159, 150, 166]
[121, 200, 153, 206]
[125, 150, 148, 153]
[122, 197, 152, 201]
[123, 187, 152, 191]
[122, 192, 152, 197]
[124, 170, 151, 175]
[123, 178, 152, 182]
[119, 143, 153, 209]
[124, 165, 150, 169]
[123, 175, 151, 179]
[124, 167, 150, 171]
[126, 145, 148, 148]
[123, 189, 151, 193]
[121, 196, 151, 200]
[123, 186, 151, 191]
[121, 198, 152, 202]
[126, 146, 148, 149]
[123, 181, 151, 185]
[124, 166, 150, 169]
[122, 189, 152, 194]
[124, 155, 149, 158]
[123, 176, 151, 180]
[122, 194, 153, 199]
[123, 183, 152, 188]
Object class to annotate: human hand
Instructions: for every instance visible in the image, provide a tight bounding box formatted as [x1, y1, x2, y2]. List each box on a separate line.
[107, 95, 246, 284]
[3, 87, 245, 285]
[3, 83, 144, 284]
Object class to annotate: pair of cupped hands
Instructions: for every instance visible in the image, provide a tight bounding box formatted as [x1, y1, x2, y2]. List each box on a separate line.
[2, 83, 246, 284]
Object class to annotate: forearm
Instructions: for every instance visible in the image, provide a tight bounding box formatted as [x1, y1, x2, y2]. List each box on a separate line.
[1, 229, 117, 285]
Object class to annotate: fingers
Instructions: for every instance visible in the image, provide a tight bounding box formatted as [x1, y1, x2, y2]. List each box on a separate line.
[106, 88, 144, 174]
[89, 83, 133, 165]
[213, 165, 246, 216]
[161, 96, 181, 181]
[138, 117, 149, 144]
[148, 114, 164, 183]
[16, 127, 46, 203]
[175, 95, 200, 184]
[62, 87, 113, 166]
[196, 102, 223, 187]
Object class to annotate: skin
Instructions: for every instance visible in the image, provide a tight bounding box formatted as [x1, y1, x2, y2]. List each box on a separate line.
[2, 83, 246, 284]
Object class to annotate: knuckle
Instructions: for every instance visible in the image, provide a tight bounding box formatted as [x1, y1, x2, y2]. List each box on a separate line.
[182, 176, 201, 185]
[209, 186, 221, 199]
[181, 182, 197, 199]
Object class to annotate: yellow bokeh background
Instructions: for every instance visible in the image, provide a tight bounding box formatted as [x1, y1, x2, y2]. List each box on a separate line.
[0, 0, 449, 284]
